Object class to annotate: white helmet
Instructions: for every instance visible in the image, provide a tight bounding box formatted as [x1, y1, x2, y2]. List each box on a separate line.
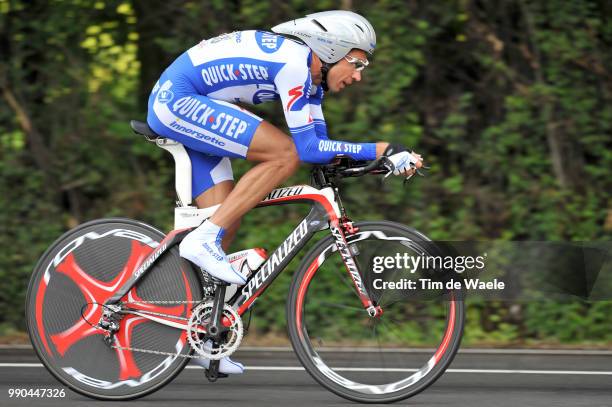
[271, 10, 376, 64]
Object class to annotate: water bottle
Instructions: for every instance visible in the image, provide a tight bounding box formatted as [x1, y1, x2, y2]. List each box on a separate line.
[225, 248, 267, 301]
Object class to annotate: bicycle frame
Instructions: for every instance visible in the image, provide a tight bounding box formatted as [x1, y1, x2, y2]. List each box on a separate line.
[105, 183, 381, 324]
[235, 184, 379, 316]
[105, 132, 381, 327]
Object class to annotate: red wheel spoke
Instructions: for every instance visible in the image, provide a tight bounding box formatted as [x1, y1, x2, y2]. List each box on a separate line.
[50, 241, 152, 356]
[51, 320, 101, 356]
[114, 315, 147, 380]
[41, 235, 196, 384]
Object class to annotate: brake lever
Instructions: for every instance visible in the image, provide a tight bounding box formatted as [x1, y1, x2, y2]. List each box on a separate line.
[382, 161, 429, 182]
[382, 157, 394, 179]
[402, 165, 429, 185]
[416, 165, 430, 176]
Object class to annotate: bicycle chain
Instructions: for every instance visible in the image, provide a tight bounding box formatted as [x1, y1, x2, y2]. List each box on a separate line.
[109, 299, 214, 360]
[111, 343, 209, 359]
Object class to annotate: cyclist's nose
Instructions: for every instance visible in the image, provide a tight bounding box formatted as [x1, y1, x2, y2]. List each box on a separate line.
[352, 71, 362, 81]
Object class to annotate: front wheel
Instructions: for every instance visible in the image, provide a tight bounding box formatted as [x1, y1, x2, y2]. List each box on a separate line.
[287, 221, 465, 403]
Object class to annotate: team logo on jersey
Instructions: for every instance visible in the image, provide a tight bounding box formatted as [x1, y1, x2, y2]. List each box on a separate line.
[194, 58, 285, 92]
[200, 62, 270, 87]
[157, 89, 174, 104]
[171, 96, 250, 140]
[253, 89, 279, 104]
[256, 31, 284, 53]
[318, 140, 363, 154]
[286, 86, 304, 111]
[286, 84, 311, 112]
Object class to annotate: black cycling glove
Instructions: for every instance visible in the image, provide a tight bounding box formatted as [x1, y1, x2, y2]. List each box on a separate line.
[383, 143, 411, 157]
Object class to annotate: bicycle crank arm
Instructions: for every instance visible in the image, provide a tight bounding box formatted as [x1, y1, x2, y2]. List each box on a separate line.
[205, 284, 228, 341]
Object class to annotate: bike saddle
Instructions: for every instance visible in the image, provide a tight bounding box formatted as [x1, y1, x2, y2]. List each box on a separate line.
[130, 120, 161, 139]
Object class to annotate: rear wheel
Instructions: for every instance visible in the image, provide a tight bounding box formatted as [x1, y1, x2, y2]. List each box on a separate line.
[287, 221, 464, 403]
[26, 218, 203, 400]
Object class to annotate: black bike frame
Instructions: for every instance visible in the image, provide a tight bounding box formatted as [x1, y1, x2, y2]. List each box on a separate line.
[106, 184, 380, 318]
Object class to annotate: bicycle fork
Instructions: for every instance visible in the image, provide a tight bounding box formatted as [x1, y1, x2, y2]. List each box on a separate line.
[330, 218, 383, 318]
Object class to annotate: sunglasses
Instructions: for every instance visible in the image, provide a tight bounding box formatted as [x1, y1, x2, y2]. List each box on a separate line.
[343, 55, 369, 72]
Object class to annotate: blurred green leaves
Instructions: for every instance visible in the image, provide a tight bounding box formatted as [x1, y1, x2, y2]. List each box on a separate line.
[0, 0, 610, 344]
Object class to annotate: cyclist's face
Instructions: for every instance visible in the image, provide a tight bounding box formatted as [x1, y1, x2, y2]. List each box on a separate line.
[326, 49, 367, 93]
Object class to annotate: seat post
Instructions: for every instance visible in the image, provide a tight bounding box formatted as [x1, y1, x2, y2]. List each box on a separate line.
[155, 138, 192, 207]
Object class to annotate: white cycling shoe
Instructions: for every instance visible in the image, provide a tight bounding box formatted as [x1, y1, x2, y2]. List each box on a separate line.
[193, 355, 245, 374]
[192, 340, 245, 374]
[179, 220, 247, 285]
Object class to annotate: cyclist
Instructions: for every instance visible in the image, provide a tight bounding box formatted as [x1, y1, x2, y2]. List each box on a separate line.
[146, 10, 423, 374]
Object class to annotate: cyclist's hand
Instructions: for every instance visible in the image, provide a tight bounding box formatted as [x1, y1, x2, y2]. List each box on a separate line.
[386, 151, 423, 176]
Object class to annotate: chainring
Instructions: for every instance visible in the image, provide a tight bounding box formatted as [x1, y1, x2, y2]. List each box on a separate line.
[187, 301, 243, 360]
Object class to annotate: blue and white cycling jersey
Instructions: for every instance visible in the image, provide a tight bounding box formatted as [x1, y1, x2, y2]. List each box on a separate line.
[147, 30, 376, 197]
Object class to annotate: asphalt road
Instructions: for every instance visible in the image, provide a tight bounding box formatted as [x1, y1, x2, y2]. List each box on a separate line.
[0, 346, 610, 407]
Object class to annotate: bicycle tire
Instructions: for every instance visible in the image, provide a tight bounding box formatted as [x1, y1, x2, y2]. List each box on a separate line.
[26, 218, 203, 400]
[287, 221, 465, 403]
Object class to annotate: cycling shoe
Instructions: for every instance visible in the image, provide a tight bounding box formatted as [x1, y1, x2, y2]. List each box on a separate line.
[179, 220, 246, 285]
[193, 355, 245, 375]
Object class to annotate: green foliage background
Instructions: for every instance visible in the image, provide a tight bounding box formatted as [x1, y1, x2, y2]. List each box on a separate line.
[0, 0, 610, 345]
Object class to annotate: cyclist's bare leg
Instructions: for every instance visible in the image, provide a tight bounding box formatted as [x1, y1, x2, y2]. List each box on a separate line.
[194, 139, 414, 250]
[182, 121, 299, 374]
[209, 121, 300, 228]
[194, 181, 239, 251]
[207, 124, 420, 228]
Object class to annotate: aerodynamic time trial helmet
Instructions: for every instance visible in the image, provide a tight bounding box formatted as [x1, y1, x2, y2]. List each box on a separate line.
[271, 10, 376, 64]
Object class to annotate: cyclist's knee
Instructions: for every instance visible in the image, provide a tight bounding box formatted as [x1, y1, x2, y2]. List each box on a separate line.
[248, 122, 300, 171]
[276, 143, 300, 175]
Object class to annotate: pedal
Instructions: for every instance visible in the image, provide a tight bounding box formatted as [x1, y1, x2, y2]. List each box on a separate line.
[205, 369, 228, 381]
[204, 360, 229, 382]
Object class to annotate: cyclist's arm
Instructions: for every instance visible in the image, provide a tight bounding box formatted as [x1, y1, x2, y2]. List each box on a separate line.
[276, 62, 377, 164]
[309, 86, 328, 140]
[311, 89, 392, 157]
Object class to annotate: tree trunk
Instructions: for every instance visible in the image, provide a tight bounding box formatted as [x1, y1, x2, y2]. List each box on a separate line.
[519, 0, 584, 190]
[133, 0, 178, 114]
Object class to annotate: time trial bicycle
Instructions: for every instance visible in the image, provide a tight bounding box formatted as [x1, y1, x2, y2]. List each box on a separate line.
[26, 120, 464, 403]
